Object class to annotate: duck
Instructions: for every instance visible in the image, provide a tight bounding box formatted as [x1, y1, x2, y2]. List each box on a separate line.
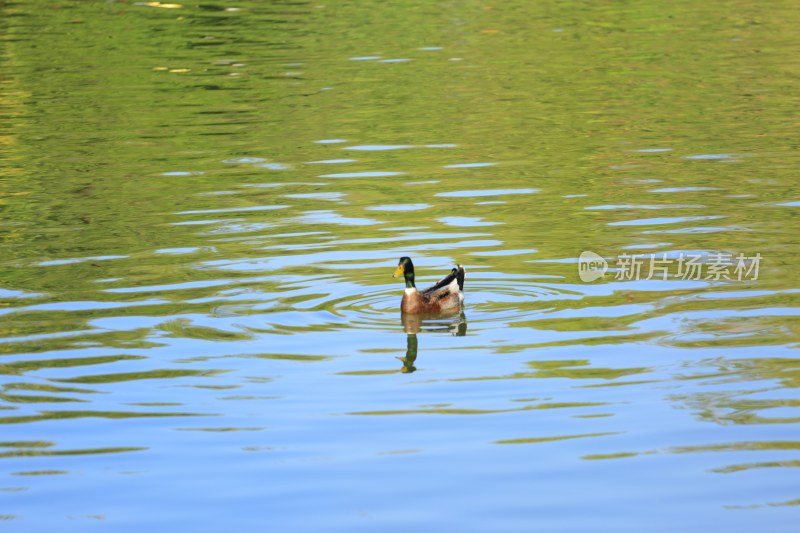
[393, 256, 465, 314]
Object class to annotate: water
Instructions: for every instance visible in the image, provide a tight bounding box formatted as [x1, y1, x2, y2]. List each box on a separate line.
[1, 1, 799, 530]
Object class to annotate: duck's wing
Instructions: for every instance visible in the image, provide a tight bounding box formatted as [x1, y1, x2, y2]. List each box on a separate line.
[421, 265, 465, 298]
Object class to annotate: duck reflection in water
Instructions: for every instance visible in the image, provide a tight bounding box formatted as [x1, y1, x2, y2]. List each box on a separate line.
[398, 311, 467, 373]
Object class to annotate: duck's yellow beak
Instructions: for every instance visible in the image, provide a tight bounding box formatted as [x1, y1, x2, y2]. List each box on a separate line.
[393, 264, 404, 278]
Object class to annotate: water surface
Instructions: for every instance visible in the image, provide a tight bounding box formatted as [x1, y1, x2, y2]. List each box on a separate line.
[1, 1, 799, 531]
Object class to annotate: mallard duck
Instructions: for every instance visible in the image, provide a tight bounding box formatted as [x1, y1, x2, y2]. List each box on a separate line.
[393, 256, 465, 314]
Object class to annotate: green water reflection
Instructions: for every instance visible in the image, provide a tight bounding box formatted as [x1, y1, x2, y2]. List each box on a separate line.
[1, 0, 799, 531]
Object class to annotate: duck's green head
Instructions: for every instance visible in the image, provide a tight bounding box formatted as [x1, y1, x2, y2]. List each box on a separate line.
[393, 256, 416, 288]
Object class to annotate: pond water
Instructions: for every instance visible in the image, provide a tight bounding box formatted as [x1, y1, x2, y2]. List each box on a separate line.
[1, 1, 799, 531]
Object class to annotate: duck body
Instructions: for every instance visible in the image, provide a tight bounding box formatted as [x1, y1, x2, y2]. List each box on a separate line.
[393, 257, 465, 314]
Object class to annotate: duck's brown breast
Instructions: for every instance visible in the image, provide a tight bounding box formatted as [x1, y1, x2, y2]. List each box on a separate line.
[401, 291, 439, 314]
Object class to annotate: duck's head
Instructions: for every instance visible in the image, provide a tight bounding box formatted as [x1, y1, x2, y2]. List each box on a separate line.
[393, 256, 416, 288]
